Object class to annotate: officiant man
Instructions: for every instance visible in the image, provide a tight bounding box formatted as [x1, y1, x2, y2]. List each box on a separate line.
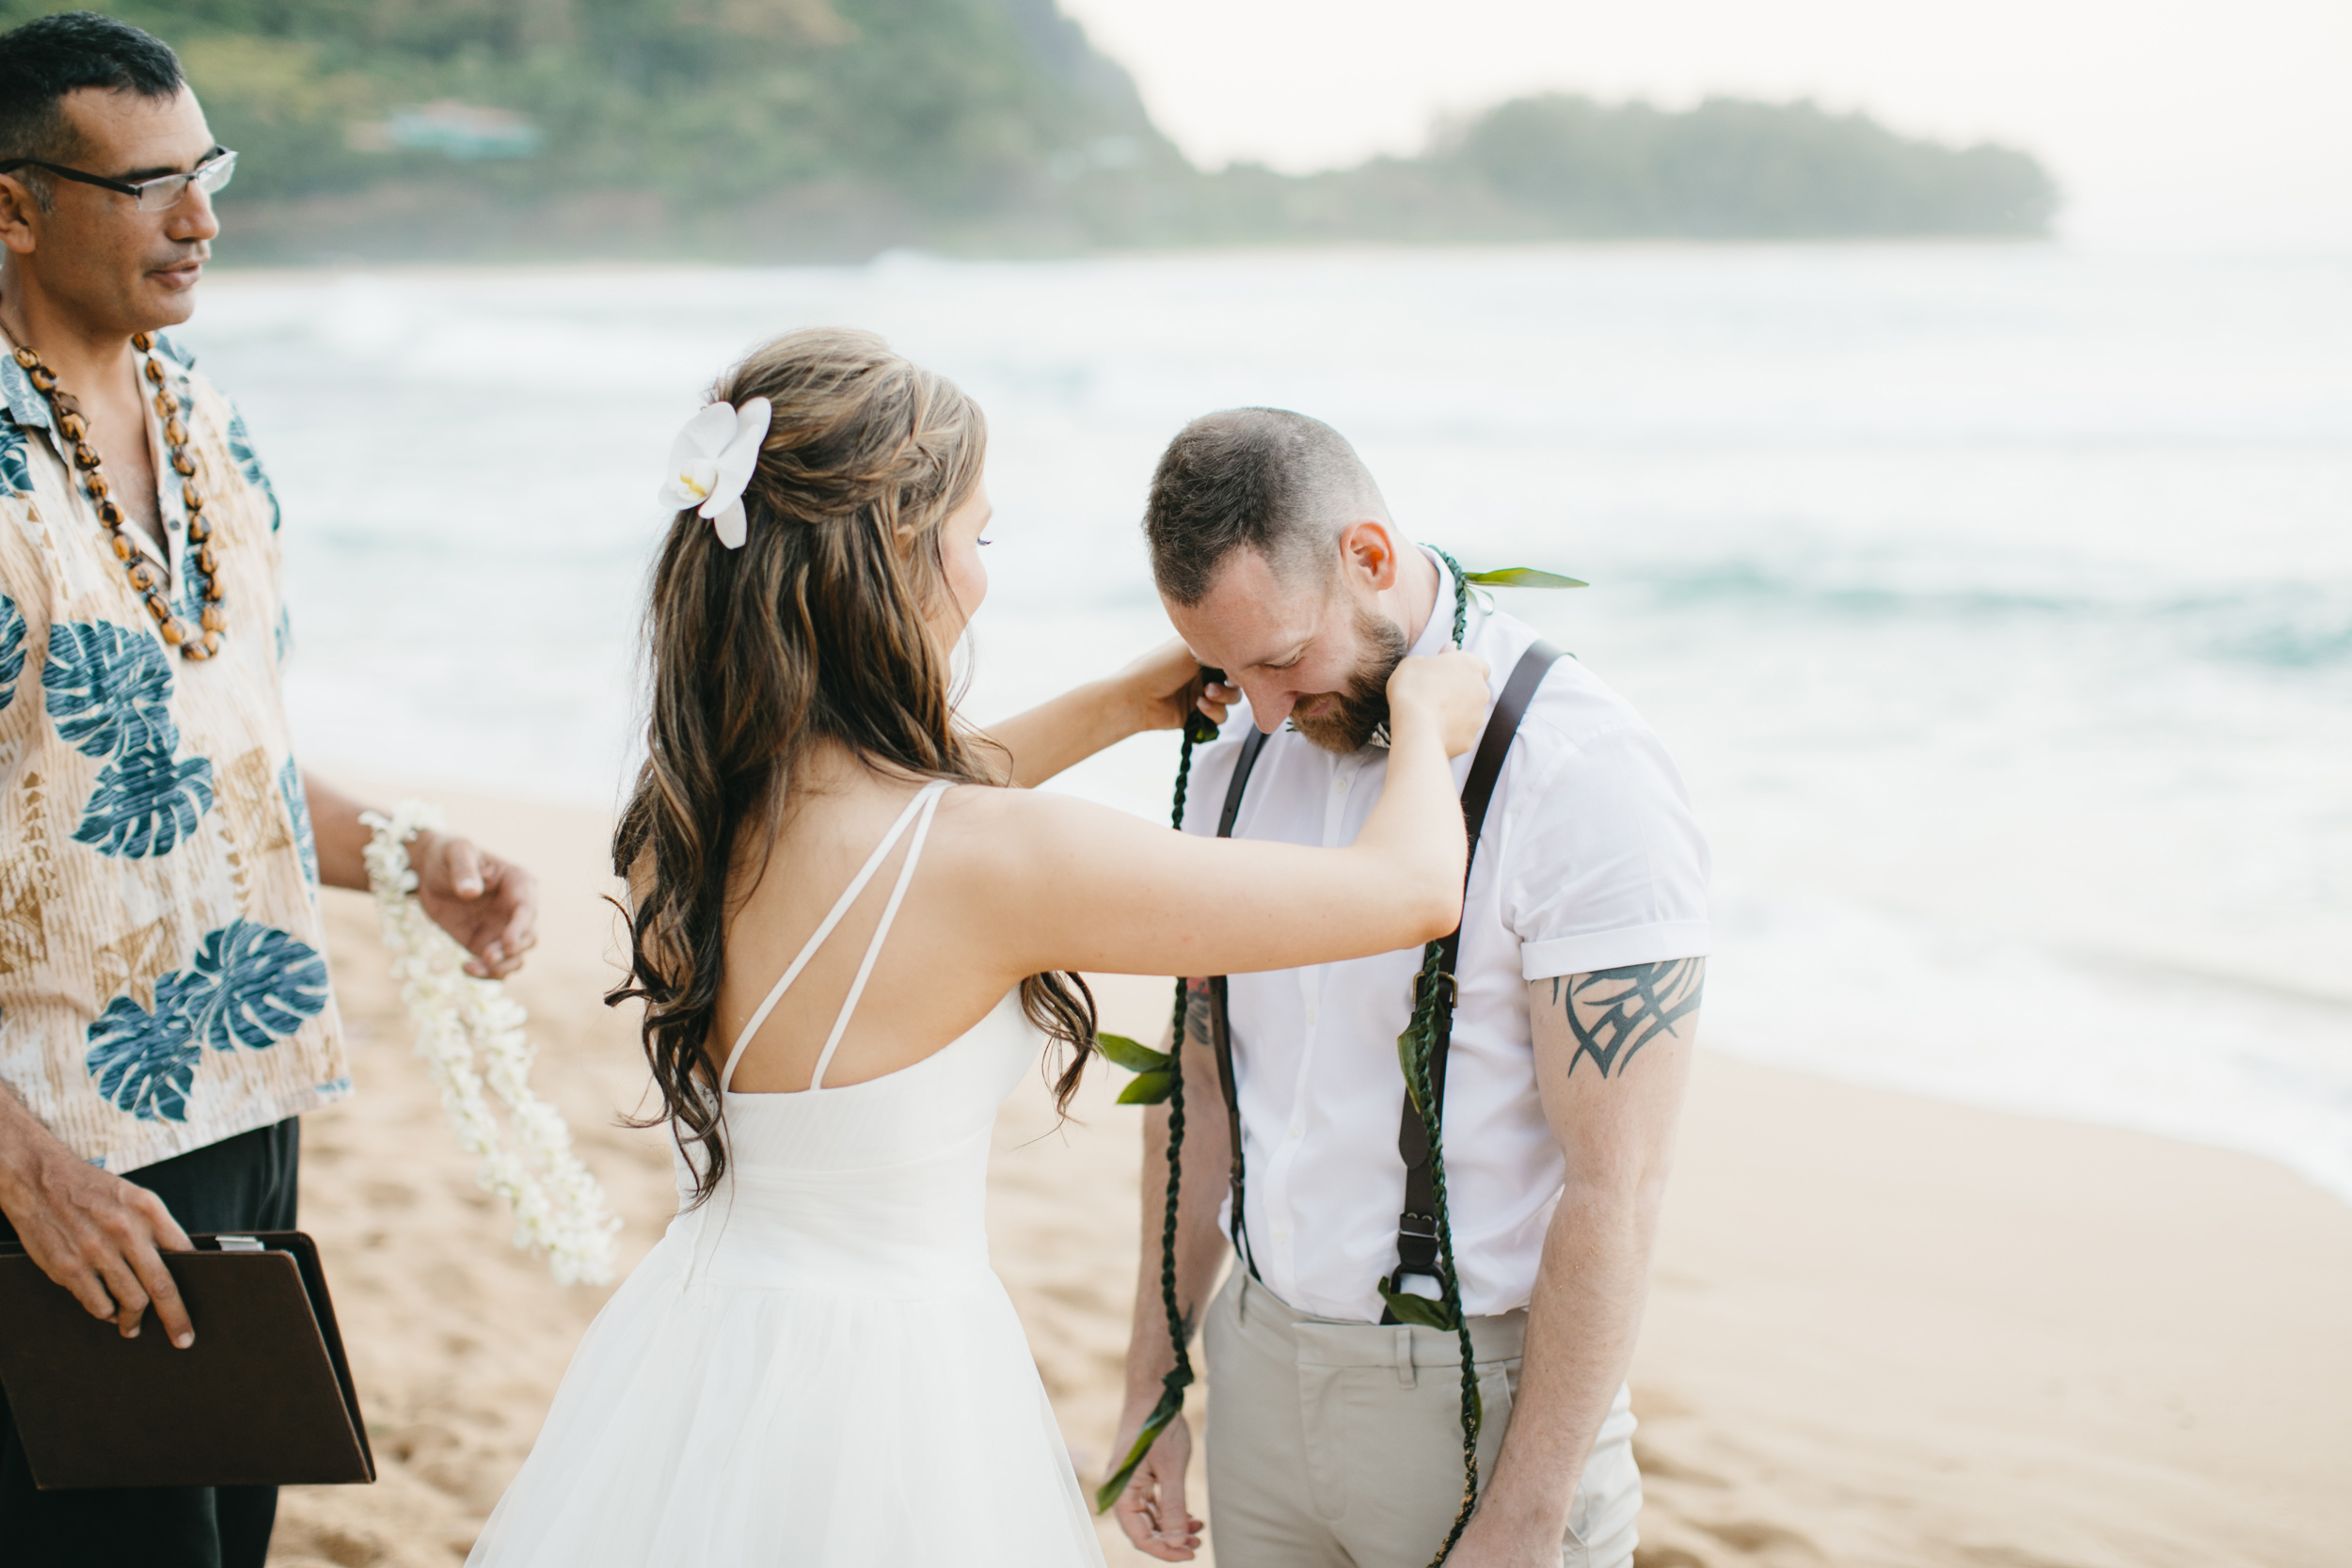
[0, 15, 538, 1566]
[1110, 410, 1710, 1568]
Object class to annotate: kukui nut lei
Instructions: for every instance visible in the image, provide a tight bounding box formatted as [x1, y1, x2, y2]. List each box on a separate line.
[12, 332, 225, 659]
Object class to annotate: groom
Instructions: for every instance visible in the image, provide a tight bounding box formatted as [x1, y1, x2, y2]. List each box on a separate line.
[1111, 409, 1710, 1567]
[0, 15, 536, 1566]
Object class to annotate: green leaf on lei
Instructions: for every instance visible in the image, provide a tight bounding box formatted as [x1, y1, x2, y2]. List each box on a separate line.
[1095, 1031, 1170, 1075]
[1462, 567, 1588, 588]
[1116, 1069, 1175, 1105]
[1093, 1384, 1186, 1513]
[1376, 1280, 1461, 1331]
[1396, 1025, 1428, 1118]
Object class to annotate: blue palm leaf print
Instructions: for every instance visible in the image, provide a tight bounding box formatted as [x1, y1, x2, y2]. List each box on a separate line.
[86, 972, 212, 1122]
[84, 919, 331, 1122]
[72, 750, 215, 858]
[183, 920, 329, 1053]
[278, 755, 318, 884]
[0, 353, 40, 419]
[0, 594, 24, 714]
[226, 405, 281, 532]
[0, 420, 32, 499]
[44, 619, 215, 859]
[42, 620, 180, 759]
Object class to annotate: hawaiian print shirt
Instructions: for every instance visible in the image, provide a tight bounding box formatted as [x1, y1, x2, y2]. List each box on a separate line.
[0, 325, 347, 1174]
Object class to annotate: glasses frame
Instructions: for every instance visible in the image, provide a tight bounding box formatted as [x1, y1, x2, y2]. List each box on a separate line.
[0, 147, 237, 213]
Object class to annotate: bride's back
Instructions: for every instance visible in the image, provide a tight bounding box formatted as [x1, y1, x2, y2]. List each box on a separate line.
[711, 750, 1035, 1096]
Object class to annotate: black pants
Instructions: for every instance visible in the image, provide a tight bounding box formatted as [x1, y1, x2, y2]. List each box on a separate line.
[0, 1117, 300, 1568]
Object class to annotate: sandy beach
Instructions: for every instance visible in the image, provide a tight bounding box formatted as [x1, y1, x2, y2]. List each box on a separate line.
[262, 789, 2352, 1568]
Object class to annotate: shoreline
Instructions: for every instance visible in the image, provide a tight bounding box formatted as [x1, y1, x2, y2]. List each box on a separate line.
[183, 239, 2352, 292]
[262, 788, 2352, 1567]
[185, 239, 2188, 293]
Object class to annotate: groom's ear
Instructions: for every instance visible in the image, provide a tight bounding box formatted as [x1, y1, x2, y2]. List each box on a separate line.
[1337, 518, 1405, 593]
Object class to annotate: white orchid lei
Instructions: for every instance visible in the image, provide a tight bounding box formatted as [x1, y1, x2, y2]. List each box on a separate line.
[360, 801, 620, 1286]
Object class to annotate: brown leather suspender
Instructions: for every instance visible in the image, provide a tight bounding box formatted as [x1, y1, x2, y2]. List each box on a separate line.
[1207, 641, 1565, 1304]
[1208, 724, 1271, 1278]
[1381, 641, 1563, 1313]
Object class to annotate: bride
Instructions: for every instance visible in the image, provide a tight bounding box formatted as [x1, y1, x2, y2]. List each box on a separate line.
[466, 327, 1486, 1566]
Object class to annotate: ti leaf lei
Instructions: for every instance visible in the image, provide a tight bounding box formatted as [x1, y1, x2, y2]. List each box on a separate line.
[1095, 553, 1581, 1565]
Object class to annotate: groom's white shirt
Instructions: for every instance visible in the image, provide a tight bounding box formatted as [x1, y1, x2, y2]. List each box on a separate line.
[1179, 549, 1711, 1322]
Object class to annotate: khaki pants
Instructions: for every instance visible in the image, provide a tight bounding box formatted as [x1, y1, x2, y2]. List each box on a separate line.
[1204, 1270, 1640, 1568]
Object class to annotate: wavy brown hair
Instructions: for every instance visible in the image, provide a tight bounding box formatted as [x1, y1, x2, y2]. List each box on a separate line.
[608, 327, 1098, 1205]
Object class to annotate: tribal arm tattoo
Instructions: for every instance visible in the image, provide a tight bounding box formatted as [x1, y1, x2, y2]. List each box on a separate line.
[1549, 958, 1706, 1080]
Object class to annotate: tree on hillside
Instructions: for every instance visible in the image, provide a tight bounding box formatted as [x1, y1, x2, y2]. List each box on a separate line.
[1446, 95, 2057, 237]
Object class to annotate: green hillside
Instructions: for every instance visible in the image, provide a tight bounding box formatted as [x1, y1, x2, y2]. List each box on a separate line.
[0, 2, 2060, 259]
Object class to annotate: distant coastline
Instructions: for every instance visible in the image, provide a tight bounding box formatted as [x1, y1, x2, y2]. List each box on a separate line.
[44, 0, 2059, 263]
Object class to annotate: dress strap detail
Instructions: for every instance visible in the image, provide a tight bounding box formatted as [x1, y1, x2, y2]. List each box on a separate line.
[720, 780, 953, 1093]
[809, 782, 948, 1091]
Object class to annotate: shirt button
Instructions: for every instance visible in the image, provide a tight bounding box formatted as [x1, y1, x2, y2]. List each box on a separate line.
[1287, 1121, 1303, 1140]
[1333, 779, 1347, 795]
[1304, 1006, 1318, 1027]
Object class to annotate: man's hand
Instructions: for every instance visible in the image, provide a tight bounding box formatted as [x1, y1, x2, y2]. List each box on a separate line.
[302, 774, 541, 977]
[1109, 1408, 1203, 1561]
[412, 831, 539, 980]
[0, 1092, 195, 1346]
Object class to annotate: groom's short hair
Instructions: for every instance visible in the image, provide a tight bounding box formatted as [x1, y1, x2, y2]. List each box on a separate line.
[0, 11, 184, 209]
[1145, 408, 1390, 607]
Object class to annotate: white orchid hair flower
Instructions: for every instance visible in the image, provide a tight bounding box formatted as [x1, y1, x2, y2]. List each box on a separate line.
[656, 396, 774, 549]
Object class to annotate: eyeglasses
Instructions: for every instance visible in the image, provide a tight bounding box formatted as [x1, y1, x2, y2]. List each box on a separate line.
[0, 148, 237, 213]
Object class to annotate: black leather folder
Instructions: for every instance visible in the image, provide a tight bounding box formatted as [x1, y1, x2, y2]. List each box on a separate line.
[0, 1230, 374, 1489]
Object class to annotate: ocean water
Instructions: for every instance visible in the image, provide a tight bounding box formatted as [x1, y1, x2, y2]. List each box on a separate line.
[176, 245, 2352, 1201]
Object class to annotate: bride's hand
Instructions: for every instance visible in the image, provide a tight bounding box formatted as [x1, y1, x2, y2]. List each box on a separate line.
[1119, 637, 1233, 735]
[1386, 648, 1491, 756]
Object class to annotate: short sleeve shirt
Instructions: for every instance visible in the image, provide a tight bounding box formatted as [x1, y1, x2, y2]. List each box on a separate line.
[0, 327, 347, 1174]
[1179, 549, 1710, 1320]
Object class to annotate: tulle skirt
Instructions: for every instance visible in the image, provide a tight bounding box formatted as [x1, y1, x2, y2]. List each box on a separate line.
[466, 1212, 1105, 1567]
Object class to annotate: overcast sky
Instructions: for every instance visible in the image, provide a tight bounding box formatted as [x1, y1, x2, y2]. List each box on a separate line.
[1059, 0, 2352, 245]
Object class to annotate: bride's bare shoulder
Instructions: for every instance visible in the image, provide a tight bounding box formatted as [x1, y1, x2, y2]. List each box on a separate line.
[930, 780, 1156, 872]
[936, 778, 1147, 828]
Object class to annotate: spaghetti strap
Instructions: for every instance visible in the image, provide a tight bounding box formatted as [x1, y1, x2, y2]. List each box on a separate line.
[720, 781, 953, 1093]
[809, 782, 948, 1090]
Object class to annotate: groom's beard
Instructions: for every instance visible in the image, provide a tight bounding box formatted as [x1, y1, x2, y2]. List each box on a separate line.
[1291, 609, 1411, 753]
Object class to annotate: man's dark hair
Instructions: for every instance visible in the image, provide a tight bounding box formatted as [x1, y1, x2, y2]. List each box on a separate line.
[0, 11, 184, 208]
[1144, 407, 1390, 607]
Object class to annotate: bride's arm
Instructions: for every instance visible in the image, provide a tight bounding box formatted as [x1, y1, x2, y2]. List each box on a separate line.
[967, 649, 1491, 978]
[980, 639, 1230, 789]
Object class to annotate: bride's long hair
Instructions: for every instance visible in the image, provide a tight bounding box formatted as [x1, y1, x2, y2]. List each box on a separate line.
[608, 327, 1097, 1205]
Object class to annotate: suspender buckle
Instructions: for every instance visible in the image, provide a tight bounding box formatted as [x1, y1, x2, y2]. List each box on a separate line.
[1394, 1210, 1442, 1276]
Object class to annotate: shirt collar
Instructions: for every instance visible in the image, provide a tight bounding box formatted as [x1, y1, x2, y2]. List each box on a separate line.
[0, 323, 195, 436]
[1406, 544, 1469, 658]
[0, 348, 52, 436]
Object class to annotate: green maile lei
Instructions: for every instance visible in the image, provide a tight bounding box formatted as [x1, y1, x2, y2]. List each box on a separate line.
[1095, 549, 1583, 1566]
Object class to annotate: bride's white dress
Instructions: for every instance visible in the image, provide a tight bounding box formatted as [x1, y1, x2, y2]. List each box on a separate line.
[469, 782, 1106, 1566]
